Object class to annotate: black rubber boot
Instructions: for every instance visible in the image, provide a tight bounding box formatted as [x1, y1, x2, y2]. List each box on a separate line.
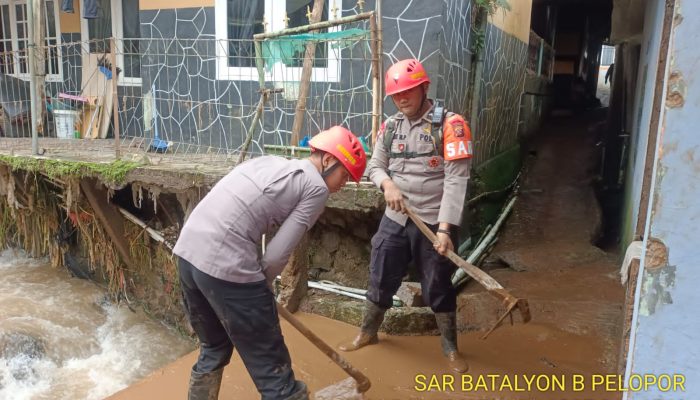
[285, 381, 309, 400]
[338, 301, 387, 352]
[435, 312, 469, 373]
[188, 367, 223, 400]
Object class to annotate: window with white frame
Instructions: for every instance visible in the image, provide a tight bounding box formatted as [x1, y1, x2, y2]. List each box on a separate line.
[80, 0, 141, 85]
[0, 0, 62, 81]
[215, 0, 341, 82]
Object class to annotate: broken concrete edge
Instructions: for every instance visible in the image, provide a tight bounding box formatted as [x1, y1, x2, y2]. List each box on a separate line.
[0, 158, 386, 335]
[0, 155, 386, 213]
[0, 162, 194, 340]
[300, 290, 440, 336]
[0, 155, 143, 187]
[300, 289, 527, 336]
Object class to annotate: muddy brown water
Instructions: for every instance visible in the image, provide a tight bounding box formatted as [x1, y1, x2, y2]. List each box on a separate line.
[0, 249, 194, 399]
[110, 312, 620, 399]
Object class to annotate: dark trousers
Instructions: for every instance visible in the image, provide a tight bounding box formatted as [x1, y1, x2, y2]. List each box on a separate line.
[366, 215, 458, 312]
[178, 257, 304, 400]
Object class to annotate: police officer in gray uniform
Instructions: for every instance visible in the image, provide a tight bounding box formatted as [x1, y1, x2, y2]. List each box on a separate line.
[339, 59, 473, 373]
[174, 127, 366, 400]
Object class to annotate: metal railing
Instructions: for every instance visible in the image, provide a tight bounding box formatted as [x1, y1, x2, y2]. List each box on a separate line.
[0, 14, 380, 166]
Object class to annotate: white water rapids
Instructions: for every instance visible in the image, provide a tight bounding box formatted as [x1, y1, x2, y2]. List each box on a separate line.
[0, 249, 193, 400]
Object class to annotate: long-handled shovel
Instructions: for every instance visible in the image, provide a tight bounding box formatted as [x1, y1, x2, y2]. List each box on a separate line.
[276, 303, 371, 396]
[403, 206, 532, 339]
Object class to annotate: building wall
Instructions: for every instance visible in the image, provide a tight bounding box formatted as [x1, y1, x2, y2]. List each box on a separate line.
[489, 0, 532, 43]
[139, 0, 212, 9]
[53, 0, 531, 166]
[474, 22, 528, 164]
[137, 2, 379, 151]
[437, 0, 474, 118]
[620, 0, 667, 247]
[625, 0, 700, 398]
[53, 1, 143, 138]
[134, 0, 471, 154]
[59, 1, 81, 33]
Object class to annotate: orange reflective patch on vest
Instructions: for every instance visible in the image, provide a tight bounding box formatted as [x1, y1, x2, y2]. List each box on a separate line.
[442, 115, 473, 161]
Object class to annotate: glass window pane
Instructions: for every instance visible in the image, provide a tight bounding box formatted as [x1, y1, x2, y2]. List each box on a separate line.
[122, 0, 140, 78]
[15, 4, 24, 21]
[1, 5, 11, 38]
[46, 1, 57, 38]
[285, 0, 328, 68]
[19, 53, 27, 74]
[122, 0, 139, 38]
[227, 0, 263, 68]
[88, 0, 112, 53]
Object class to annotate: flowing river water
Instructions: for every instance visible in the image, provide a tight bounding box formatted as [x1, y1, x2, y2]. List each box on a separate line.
[0, 249, 193, 400]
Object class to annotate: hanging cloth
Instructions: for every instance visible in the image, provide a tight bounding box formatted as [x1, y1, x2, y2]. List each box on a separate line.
[83, 0, 98, 19]
[60, 0, 74, 13]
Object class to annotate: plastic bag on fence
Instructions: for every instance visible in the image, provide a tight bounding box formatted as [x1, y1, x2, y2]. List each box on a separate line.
[261, 28, 368, 71]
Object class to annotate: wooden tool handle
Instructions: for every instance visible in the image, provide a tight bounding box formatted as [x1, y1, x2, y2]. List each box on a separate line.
[404, 206, 532, 326]
[403, 207, 505, 291]
[276, 303, 372, 393]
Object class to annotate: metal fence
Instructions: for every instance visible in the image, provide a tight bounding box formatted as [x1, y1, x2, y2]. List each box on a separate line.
[526, 30, 555, 82]
[0, 13, 380, 165]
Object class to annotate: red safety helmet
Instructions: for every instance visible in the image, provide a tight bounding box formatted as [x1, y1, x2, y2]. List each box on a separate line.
[385, 58, 431, 96]
[309, 126, 367, 183]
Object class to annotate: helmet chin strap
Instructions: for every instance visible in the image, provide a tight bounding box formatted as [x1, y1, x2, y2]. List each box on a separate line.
[419, 85, 427, 112]
[410, 84, 429, 120]
[321, 159, 342, 179]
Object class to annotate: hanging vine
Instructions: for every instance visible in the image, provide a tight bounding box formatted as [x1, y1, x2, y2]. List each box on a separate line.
[472, 0, 512, 53]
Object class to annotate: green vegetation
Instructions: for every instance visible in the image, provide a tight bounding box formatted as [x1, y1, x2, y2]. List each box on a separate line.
[472, 0, 511, 53]
[0, 156, 141, 185]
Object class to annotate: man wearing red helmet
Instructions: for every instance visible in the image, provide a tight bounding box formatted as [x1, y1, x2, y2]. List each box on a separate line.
[339, 59, 472, 373]
[173, 126, 366, 400]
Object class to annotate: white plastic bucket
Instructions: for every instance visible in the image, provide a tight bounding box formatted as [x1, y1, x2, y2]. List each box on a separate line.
[53, 109, 80, 139]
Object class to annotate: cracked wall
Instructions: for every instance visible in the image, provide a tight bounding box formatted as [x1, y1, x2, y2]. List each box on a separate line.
[627, 1, 700, 398]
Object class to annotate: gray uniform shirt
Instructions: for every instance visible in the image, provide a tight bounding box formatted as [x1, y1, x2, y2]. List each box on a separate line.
[173, 156, 329, 283]
[367, 104, 471, 226]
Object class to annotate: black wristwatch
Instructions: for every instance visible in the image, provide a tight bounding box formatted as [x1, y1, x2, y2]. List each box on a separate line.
[437, 228, 451, 235]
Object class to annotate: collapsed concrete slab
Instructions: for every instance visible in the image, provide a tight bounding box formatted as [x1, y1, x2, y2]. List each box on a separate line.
[300, 291, 439, 335]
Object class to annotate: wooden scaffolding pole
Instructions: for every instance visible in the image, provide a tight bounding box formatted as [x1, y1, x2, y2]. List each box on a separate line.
[290, 0, 325, 146]
[111, 38, 121, 158]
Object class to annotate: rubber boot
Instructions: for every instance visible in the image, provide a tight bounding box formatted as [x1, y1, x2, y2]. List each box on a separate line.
[435, 312, 469, 373]
[338, 301, 386, 352]
[188, 367, 223, 400]
[285, 381, 309, 400]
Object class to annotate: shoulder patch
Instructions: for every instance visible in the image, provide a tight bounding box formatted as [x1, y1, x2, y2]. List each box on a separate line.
[442, 114, 473, 161]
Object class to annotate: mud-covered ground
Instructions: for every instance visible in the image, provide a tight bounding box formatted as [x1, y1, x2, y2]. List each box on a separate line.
[111, 112, 626, 399]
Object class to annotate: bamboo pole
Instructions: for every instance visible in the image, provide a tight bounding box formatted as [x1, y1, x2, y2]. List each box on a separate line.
[27, 0, 41, 154]
[111, 38, 121, 158]
[254, 39, 265, 88]
[290, 0, 325, 146]
[369, 12, 380, 146]
[374, 0, 383, 146]
[236, 41, 272, 166]
[118, 206, 172, 250]
[253, 12, 374, 40]
[452, 196, 517, 287]
[237, 92, 266, 166]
